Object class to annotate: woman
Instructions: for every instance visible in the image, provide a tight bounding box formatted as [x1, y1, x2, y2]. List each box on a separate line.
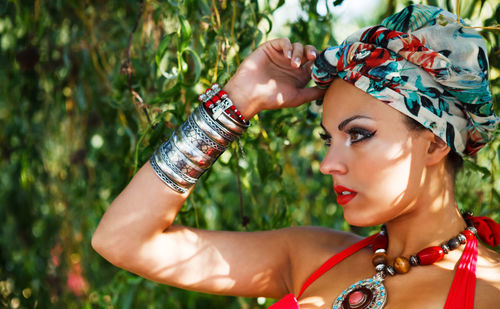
[92, 4, 500, 308]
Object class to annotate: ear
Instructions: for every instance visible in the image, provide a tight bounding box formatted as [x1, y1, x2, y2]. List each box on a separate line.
[425, 134, 450, 166]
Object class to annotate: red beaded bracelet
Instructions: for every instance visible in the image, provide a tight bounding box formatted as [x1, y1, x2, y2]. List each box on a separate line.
[198, 84, 248, 125]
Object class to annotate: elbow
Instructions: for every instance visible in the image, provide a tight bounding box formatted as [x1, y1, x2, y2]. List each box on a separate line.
[91, 229, 113, 262]
[91, 227, 127, 268]
[91, 228, 151, 276]
[91, 230, 106, 257]
[91, 225, 148, 274]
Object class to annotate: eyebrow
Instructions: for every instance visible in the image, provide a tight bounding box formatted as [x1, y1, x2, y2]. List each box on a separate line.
[320, 115, 372, 134]
[338, 115, 371, 131]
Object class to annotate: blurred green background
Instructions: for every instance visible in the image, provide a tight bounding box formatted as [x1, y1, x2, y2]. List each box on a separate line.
[1, 0, 499, 308]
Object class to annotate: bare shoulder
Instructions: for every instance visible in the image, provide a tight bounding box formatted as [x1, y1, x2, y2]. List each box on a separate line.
[280, 226, 364, 295]
[282, 226, 363, 251]
[475, 244, 500, 307]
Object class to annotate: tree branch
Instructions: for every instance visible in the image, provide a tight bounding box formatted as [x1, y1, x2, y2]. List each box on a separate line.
[120, 0, 154, 127]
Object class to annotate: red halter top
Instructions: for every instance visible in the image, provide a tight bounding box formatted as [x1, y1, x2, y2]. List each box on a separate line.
[268, 216, 500, 309]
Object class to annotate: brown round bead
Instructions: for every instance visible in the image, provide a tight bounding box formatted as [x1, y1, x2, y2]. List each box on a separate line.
[371, 252, 388, 266]
[394, 256, 411, 274]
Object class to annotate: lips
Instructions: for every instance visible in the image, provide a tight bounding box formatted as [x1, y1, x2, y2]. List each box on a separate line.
[334, 185, 358, 205]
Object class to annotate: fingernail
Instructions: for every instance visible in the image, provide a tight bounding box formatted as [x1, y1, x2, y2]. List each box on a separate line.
[294, 57, 301, 66]
[311, 50, 317, 58]
[287, 50, 292, 59]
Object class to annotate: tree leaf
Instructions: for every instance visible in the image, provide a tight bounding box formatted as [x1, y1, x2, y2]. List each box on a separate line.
[464, 159, 491, 177]
[155, 32, 175, 66]
[180, 47, 202, 85]
[178, 16, 192, 50]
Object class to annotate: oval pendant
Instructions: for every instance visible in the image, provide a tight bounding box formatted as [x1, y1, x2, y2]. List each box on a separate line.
[332, 273, 387, 309]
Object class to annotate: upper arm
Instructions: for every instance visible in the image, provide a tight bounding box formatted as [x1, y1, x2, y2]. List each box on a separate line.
[106, 225, 356, 299]
[92, 163, 293, 298]
[115, 225, 293, 298]
[91, 164, 356, 299]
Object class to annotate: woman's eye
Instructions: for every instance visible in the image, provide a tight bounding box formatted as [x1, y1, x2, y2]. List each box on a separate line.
[319, 132, 332, 146]
[346, 128, 376, 144]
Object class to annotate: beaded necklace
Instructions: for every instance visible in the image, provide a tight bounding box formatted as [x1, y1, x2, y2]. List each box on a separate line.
[331, 212, 478, 309]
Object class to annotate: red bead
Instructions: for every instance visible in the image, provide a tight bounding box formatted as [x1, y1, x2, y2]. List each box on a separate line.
[417, 246, 444, 265]
[462, 230, 474, 240]
[219, 90, 227, 97]
[372, 234, 388, 253]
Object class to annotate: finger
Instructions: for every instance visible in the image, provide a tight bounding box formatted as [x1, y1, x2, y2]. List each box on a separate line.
[301, 60, 314, 74]
[293, 87, 327, 107]
[305, 45, 319, 61]
[268, 38, 292, 59]
[291, 42, 304, 68]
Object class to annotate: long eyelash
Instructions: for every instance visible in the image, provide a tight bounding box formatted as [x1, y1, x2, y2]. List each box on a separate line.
[319, 132, 330, 140]
[347, 128, 376, 144]
[319, 132, 332, 146]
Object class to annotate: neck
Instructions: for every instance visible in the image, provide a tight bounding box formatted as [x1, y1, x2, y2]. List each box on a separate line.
[384, 165, 467, 260]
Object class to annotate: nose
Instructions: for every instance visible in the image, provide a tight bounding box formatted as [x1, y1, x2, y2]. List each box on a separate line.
[320, 146, 348, 175]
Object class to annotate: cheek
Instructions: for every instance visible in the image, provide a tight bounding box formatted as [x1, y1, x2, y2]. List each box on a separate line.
[374, 155, 414, 206]
[340, 128, 429, 226]
[355, 138, 422, 206]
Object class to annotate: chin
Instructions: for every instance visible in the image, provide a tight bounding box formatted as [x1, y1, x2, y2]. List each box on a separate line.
[342, 210, 384, 227]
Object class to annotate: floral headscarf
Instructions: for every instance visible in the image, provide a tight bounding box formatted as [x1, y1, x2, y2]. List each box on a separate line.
[312, 4, 499, 156]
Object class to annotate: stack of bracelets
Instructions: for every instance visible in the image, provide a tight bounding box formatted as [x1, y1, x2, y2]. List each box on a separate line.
[150, 84, 250, 193]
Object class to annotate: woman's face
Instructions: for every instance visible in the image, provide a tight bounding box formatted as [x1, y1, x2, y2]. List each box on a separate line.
[320, 79, 432, 226]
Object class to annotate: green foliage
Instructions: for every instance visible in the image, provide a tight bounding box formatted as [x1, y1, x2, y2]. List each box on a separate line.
[0, 0, 498, 307]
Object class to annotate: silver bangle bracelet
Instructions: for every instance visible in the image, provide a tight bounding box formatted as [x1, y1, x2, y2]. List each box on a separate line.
[154, 149, 194, 188]
[197, 105, 240, 141]
[215, 108, 250, 135]
[191, 107, 233, 147]
[172, 130, 215, 169]
[150, 155, 188, 193]
[151, 85, 250, 192]
[155, 146, 198, 185]
[160, 139, 206, 179]
[180, 115, 226, 157]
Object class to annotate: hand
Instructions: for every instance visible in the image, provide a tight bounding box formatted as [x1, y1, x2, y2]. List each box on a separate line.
[223, 38, 326, 119]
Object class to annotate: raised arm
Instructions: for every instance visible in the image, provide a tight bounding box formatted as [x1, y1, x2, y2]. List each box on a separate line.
[91, 38, 326, 298]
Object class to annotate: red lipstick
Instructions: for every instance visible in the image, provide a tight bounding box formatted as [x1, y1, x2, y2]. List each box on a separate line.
[334, 185, 357, 205]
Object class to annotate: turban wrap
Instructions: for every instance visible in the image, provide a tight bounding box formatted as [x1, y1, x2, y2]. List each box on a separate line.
[311, 4, 499, 156]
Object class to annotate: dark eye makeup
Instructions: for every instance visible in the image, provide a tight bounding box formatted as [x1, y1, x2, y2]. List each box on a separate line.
[346, 127, 377, 144]
[319, 132, 332, 146]
[318, 126, 376, 146]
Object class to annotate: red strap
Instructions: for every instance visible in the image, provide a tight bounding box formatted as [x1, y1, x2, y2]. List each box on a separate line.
[267, 293, 299, 309]
[443, 215, 499, 308]
[297, 233, 378, 298]
[444, 236, 478, 309]
[470, 216, 500, 247]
